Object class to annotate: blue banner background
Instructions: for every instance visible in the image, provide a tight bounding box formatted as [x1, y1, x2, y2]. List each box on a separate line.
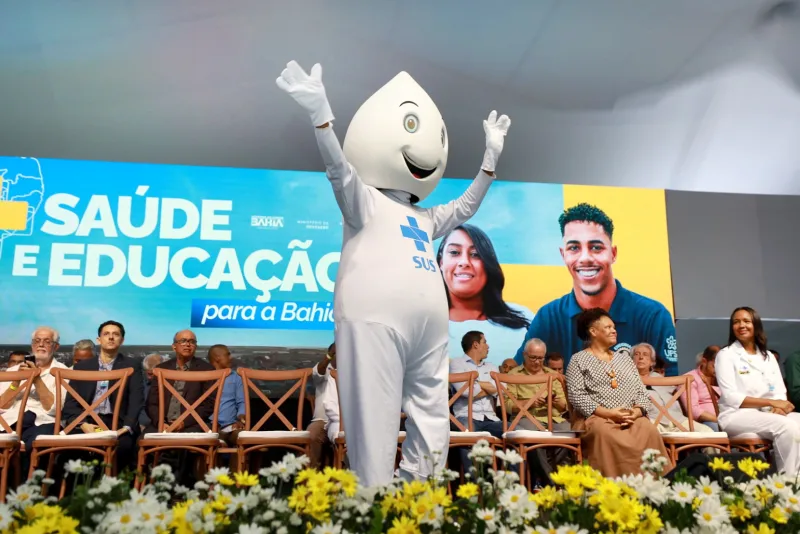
[0, 156, 564, 346]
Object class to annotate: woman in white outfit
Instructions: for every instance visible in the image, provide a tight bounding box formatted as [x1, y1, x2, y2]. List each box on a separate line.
[716, 306, 800, 474]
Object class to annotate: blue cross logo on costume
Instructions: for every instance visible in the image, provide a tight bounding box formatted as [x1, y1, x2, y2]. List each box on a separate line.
[400, 216, 429, 252]
[401, 216, 437, 273]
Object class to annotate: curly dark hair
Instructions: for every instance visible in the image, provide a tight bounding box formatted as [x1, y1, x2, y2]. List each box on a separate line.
[576, 307, 613, 342]
[558, 203, 614, 239]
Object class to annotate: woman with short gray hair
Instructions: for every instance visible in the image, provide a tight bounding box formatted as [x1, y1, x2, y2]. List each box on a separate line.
[632, 343, 715, 434]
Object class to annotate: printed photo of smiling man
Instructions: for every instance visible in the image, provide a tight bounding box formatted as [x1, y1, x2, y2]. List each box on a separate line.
[513, 203, 678, 376]
[437, 224, 535, 365]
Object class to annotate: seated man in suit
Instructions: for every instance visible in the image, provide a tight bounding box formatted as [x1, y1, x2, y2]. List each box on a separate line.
[145, 329, 214, 485]
[145, 329, 215, 433]
[62, 320, 143, 473]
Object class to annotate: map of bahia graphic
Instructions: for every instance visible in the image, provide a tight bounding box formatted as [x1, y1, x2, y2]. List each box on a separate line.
[0, 157, 44, 259]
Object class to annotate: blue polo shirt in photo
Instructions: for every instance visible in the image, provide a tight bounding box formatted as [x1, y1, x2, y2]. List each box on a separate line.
[514, 279, 678, 376]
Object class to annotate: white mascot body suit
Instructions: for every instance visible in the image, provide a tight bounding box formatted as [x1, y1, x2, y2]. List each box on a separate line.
[277, 61, 510, 486]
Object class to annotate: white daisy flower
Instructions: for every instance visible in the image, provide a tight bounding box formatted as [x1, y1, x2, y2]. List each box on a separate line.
[419, 505, 443, 528]
[672, 482, 696, 504]
[557, 524, 588, 534]
[204, 466, 231, 484]
[64, 459, 94, 475]
[695, 476, 721, 499]
[238, 525, 267, 534]
[495, 449, 524, 466]
[311, 522, 342, 534]
[694, 497, 729, 530]
[500, 485, 528, 511]
[0, 504, 12, 531]
[477, 507, 496, 523]
[780, 493, 800, 512]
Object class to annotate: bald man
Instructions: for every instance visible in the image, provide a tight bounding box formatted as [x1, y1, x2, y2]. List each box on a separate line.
[208, 344, 245, 447]
[500, 358, 518, 374]
[145, 329, 214, 486]
[145, 329, 214, 434]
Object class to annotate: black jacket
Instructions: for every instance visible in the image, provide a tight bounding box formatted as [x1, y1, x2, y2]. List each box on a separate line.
[63, 354, 144, 432]
[146, 356, 215, 432]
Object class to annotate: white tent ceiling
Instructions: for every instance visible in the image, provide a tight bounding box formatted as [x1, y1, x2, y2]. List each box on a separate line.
[1, 0, 799, 194]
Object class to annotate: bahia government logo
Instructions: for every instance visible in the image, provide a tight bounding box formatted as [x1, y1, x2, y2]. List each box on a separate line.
[251, 215, 284, 229]
[400, 215, 436, 273]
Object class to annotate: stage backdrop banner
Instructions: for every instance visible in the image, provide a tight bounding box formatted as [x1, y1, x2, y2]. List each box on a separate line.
[0, 156, 675, 368]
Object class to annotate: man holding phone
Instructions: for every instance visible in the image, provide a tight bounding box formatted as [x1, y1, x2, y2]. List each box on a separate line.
[503, 338, 571, 487]
[0, 326, 68, 475]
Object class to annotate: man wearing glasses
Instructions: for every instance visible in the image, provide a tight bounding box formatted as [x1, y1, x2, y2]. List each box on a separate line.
[504, 338, 571, 488]
[145, 329, 214, 486]
[145, 329, 214, 434]
[0, 326, 68, 475]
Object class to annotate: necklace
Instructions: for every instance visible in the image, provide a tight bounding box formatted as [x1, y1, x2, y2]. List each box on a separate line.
[592, 349, 618, 389]
[608, 367, 618, 389]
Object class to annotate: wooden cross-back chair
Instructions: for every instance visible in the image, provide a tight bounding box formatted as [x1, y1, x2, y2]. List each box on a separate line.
[29, 367, 134, 498]
[0, 368, 39, 502]
[642, 375, 730, 463]
[136, 368, 229, 488]
[447, 371, 501, 473]
[703, 378, 773, 455]
[329, 370, 406, 471]
[448, 371, 503, 489]
[236, 368, 313, 473]
[492, 371, 582, 489]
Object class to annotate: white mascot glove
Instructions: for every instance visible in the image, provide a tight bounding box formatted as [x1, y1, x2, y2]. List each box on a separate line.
[481, 110, 511, 173]
[276, 60, 335, 127]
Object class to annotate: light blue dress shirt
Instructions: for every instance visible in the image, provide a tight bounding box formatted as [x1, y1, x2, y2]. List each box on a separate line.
[449, 356, 500, 422]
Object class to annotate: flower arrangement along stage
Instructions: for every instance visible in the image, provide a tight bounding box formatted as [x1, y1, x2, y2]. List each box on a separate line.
[2, 440, 799, 533]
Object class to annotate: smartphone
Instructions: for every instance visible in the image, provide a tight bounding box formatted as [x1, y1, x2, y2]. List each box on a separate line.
[24, 355, 36, 364]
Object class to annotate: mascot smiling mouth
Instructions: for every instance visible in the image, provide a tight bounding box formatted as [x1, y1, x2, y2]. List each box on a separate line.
[403, 153, 437, 179]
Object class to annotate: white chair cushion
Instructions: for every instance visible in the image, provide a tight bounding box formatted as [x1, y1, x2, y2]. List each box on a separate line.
[334, 431, 405, 440]
[661, 431, 729, 439]
[36, 431, 119, 441]
[144, 432, 219, 440]
[0, 434, 20, 442]
[237, 430, 311, 440]
[732, 432, 763, 440]
[504, 430, 579, 440]
[451, 431, 493, 438]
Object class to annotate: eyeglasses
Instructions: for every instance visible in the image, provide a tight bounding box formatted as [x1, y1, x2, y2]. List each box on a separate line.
[175, 339, 197, 346]
[525, 355, 545, 362]
[32, 338, 54, 347]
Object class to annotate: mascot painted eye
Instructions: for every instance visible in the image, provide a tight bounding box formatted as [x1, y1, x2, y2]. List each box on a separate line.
[404, 113, 419, 133]
[277, 59, 511, 487]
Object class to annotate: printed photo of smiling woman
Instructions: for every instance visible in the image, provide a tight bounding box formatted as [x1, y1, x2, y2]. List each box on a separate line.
[437, 224, 534, 365]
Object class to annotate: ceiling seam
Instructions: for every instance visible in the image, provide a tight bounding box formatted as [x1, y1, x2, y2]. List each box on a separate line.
[501, 0, 563, 89]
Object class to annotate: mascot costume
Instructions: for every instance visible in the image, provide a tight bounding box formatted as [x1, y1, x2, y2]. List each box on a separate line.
[277, 60, 510, 486]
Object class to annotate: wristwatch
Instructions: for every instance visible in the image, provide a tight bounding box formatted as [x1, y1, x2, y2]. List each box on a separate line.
[760, 406, 773, 413]
[325, 353, 332, 361]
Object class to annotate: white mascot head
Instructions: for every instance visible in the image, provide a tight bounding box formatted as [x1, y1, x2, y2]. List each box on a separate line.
[343, 72, 448, 203]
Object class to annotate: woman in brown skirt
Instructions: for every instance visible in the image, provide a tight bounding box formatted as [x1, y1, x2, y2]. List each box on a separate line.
[565, 308, 669, 478]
